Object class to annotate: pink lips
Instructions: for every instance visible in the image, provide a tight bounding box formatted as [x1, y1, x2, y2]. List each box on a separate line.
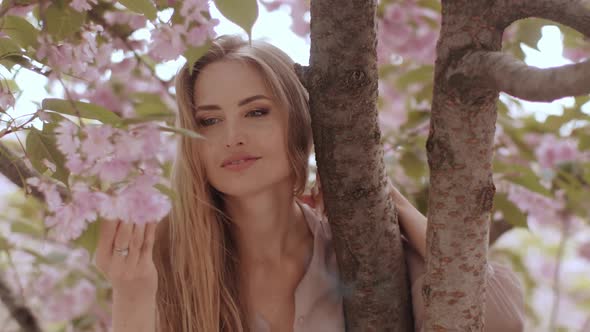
[221, 154, 261, 171]
[222, 157, 260, 171]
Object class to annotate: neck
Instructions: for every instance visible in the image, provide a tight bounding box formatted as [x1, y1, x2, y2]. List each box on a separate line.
[224, 180, 305, 267]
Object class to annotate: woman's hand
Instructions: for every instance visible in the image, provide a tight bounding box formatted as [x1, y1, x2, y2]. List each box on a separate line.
[386, 178, 428, 259]
[94, 219, 159, 299]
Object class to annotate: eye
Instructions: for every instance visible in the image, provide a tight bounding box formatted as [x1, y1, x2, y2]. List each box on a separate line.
[246, 108, 269, 117]
[197, 118, 220, 127]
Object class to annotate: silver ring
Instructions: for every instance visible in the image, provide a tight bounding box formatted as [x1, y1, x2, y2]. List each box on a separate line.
[114, 247, 129, 257]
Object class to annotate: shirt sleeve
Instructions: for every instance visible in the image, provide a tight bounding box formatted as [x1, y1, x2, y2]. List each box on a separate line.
[404, 242, 525, 332]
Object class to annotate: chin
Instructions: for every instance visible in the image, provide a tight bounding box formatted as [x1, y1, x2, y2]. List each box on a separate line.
[210, 173, 292, 198]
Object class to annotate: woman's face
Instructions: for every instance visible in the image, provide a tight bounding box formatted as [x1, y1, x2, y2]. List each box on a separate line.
[193, 60, 293, 197]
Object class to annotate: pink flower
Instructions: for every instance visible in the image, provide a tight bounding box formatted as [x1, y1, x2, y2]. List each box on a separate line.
[92, 157, 132, 183]
[104, 11, 147, 30]
[32, 266, 63, 298]
[377, 1, 439, 65]
[37, 32, 101, 78]
[42, 182, 104, 242]
[98, 174, 171, 224]
[114, 123, 162, 162]
[55, 120, 81, 156]
[6, 4, 36, 16]
[186, 19, 219, 46]
[42, 279, 96, 322]
[378, 80, 408, 130]
[534, 134, 581, 169]
[579, 241, 590, 262]
[45, 205, 85, 242]
[80, 125, 115, 164]
[181, 0, 210, 23]
[26, 177, 64, 210]
[563, 46, 590, 62]
[261, 0, 310, 37]
[0, 86, 15, 110]
[70, 0, 98, 12]
[149, 24, 186, 62]
[37, 36, 72, 72]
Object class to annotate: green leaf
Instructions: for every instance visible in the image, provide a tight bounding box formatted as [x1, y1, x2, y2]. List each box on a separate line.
[0, 79, 18, 94]
[0, 235, 11, 251]
[131, 92, 174, 118]
[72, 220, 100, 257]
[494, 160, 552, 197]
[417, 0, 441, 12]
[0, 37, 22, 57]
[158, 125, 204, 139]
[213, 0, 259, 40]
[579, 133, 590, 151]
[11, 220, 44, 237]
[0, 15, 39, 49]
[42, 98, 122, 125]
[493, 193, 528, 228]
[117, 0, 158, 21]
[45, 3, 86, 41]
[155, 183, 177, 201]
[184, 40, 211, 75]
[497, 115, 536, 161]
[26, 127, 70, 184]
[400, 151, 426, 180]
[396, 65, 434, 90]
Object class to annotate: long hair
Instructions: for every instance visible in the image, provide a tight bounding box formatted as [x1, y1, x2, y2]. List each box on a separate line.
[152, 35, 313, 331]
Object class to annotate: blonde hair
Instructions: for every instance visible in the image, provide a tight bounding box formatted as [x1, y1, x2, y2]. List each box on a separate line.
[153, 35, 313, 331]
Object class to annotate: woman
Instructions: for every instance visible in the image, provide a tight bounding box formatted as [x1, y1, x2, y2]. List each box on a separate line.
[95, 35, 524, 332]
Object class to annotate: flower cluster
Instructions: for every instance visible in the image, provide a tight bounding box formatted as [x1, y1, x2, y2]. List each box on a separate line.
[149, 0, 219, 61]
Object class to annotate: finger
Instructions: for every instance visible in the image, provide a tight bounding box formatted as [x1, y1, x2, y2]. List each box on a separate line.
[96, 219, 119, 264]
[126, 223, 145, 268]
[112, 221, 133, 263]
[139, 222, 157, 265]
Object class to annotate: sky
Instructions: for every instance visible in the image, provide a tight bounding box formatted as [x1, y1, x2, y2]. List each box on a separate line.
[0, 4, 580, 195]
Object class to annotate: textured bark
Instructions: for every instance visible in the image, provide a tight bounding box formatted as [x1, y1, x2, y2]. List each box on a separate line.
[0, 142, 69, 201]
[498, 0, 590, 37]
[423, 1, 503, 330]
[0, 274, 42, 332]
[0, 143, 46, 332]
[424, 0, 590, 330]
[448, 51, 590, 102]
[305, 0, 414, 330]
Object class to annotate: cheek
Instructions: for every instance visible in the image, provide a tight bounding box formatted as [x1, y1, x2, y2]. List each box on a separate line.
[194, 143, 216, 176]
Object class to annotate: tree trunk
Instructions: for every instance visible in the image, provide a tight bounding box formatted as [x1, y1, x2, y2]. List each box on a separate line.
[422, 1, 502, 330]
[303, 0, 414, 330]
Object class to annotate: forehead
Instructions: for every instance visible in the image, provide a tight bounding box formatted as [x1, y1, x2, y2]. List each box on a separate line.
[193, 60, 272, 105]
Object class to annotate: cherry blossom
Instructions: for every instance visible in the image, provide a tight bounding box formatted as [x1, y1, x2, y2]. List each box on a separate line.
[70, 0, 98, 12]
[0, 85, 15, 111]
[534, 134, 585, 169]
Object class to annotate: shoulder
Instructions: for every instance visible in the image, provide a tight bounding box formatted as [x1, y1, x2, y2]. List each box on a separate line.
[297, 199, 332, 240]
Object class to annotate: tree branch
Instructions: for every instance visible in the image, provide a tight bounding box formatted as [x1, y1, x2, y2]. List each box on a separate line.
[308, 0, 414, 330]
[0, 275, 42, 332]
[448, 50, 590, 102]
[499, 0, 590, 37]
[0, 142, 43, 200]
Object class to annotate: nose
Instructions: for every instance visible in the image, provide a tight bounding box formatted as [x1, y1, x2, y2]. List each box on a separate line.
[224, 120, 246, 148]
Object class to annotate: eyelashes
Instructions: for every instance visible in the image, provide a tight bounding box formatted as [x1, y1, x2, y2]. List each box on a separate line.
[196, 108, 270, 127]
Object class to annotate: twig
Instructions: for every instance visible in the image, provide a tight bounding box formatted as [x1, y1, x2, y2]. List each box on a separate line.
[549, 215, 569, 331]
[448, 51, 590, 102]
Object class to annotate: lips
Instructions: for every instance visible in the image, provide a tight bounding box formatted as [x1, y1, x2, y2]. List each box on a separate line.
[221, 155, 261, 167]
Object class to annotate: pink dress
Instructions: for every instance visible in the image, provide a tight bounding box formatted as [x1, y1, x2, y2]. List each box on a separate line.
[251, 200, 525, 331]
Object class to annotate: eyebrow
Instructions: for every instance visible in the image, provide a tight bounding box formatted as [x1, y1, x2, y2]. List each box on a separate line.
[195, 95, 271, 112]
